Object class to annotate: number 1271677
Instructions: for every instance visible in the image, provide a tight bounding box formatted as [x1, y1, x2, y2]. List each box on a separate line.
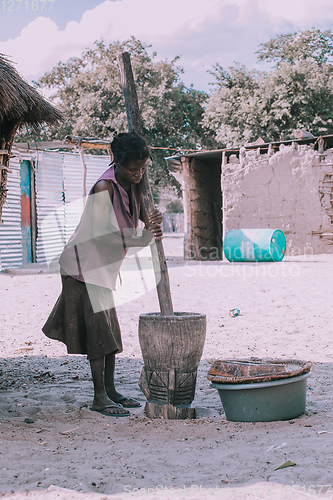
[1, 0, 55, 12]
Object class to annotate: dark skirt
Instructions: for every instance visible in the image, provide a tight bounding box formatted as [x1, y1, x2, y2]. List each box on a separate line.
[42, 273, 122, 360]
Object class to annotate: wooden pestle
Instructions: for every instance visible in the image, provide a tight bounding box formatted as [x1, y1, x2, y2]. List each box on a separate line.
[117, 51, 174, 316]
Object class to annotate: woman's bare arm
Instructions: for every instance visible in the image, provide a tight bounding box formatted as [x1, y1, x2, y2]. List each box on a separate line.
[91, 180, 113, 237]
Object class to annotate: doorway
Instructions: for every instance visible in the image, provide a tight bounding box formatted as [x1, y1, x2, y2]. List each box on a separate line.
[20, 160, 36, 264]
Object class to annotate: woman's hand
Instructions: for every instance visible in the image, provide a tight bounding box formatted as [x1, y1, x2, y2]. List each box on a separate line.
[148, 209, 163, 241]
[137, 209, 163, 246]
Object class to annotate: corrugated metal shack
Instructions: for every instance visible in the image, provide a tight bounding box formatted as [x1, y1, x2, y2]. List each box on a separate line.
[0, 54, 62, 226]
[0, 143, 110, 270]
[165, 134, 333, 260]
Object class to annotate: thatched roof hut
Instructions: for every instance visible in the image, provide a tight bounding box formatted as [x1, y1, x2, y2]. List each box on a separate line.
[0, 54, 62, 134]
[0, 54, 62, 219]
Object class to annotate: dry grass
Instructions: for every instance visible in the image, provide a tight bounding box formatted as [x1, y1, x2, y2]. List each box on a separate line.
[0, 53, 62, 130]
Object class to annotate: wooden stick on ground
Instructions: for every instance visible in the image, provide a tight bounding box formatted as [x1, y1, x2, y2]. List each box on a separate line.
[117, 51, 174, 316]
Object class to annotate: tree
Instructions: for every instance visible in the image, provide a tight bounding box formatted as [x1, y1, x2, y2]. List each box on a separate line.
[17, 38, 213, 196]
[256, 28, 333, 66]
[203, 29, 333, 147]
[202, 63, 267, 146]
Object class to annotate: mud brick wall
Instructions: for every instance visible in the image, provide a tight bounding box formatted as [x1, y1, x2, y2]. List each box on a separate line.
[222, 144, 333, 255]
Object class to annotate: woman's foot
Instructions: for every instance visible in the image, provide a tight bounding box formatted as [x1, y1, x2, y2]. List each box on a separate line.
[107, 391, 142, 408]
[90, 397, 130, 417]
[112, 395, 142, 408]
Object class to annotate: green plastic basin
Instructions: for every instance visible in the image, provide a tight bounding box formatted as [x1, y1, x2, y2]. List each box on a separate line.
[211, 372, 310, 422]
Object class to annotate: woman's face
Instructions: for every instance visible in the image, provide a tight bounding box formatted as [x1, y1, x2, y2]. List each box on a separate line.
[118, 159, 148, 185]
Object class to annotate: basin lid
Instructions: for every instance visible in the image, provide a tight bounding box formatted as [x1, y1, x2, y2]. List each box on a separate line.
[207, 358, 312, 384]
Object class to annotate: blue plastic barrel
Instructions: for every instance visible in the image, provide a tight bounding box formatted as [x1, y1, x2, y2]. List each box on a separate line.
[224, 229, 286, 262]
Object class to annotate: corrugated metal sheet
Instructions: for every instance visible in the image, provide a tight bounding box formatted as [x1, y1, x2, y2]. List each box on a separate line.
[62, 152, 85, 242]
[0, 155, 23, 270]
[1, 150, 111, 270]
[35, 151, 65, 266]
[63, 151, 110, 241]
[85, 153, 111, 190]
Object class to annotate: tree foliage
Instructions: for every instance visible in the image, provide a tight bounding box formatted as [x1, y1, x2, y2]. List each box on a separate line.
[256, 28, 333, 66]
[204, 29, 333, 147]
[203, 64, 266, 146]
[17, 38, 213, 196]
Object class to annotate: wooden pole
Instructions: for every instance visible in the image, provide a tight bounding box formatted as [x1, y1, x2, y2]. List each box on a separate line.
[64, 135, 112, 152]
[0, 126, 19, 222]
[118, 51, 173, 316]
[78, 147, 88, 205]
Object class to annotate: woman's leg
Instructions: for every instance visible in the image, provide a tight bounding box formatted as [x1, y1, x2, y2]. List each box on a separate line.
[104, 353, 117, 398]
[90, 356, 130, 415]
[105, 353, 141, 408]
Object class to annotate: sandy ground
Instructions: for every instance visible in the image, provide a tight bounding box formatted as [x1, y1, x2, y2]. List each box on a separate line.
[0, 235, 332, 499]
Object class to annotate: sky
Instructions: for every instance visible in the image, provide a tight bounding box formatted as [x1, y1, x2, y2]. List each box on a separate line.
[1, 0, 333, 93]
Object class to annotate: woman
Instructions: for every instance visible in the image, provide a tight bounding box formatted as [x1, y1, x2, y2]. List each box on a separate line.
[43, 131, 163, 417]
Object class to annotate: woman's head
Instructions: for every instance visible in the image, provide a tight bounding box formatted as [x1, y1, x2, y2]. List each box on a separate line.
[111, 131, 150, 167]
